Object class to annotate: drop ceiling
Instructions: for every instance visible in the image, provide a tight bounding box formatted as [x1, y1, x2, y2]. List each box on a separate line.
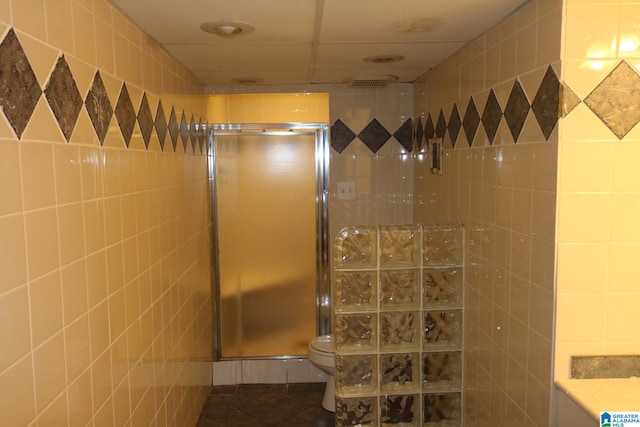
[109, 0, 529, 87]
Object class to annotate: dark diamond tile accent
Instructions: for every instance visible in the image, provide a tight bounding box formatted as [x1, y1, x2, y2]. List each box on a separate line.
[0, 29, 43, 139]
[394, 118, 413, 152]
[584, 61, 640, 140]
[190, 114, 197, 153]
[560, 82, 581, 118]
[415, 117, 425, 150]
[504, 79, 530, 143]
[331, 119, 356, 153]
[462, 98, 480, 147]
[571, 355, 640, 379]
[155, 100, 168, 151]
[532, 66, 561, 140]
[85, 71, 113, 145]
[425, 114, 435, 141]
[435, 110, 447, 138]
[481, 89, 503, 144]
[358, 119, 391, 153]
[179, 111, 189, 152]
[168, 106, 179, 151]
[448, 104, 461, 148]
[114, 83, 136, 147]
[44, 54, 82, 142]
[137, 92, 154, 149]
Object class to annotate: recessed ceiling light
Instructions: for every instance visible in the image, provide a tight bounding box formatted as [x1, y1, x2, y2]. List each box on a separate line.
[363, 55, 405, 64]
[200, 20, 255, 38]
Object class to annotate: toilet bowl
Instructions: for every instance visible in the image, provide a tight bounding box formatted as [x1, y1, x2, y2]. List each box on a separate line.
[308, 334, 335, 412]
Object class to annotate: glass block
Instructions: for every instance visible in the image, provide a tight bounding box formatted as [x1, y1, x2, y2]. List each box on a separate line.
[423, 268, 463, 308]
[380, 312, 419, 350]
[335, 226, 378, 268]
[423, 393, 461, 426]
[381, 394, 419, 426]
[423, 310, 462, 350]
[423, 224, 463, 266]
[336, 354, 377, 395]
[380, 269, 420, 309]
[335, 270, 377, 311]
[336, 313, 377, 352]
[336, 396, 377, 427]
[423, 351, 462, 391]
[380, 225, 419, 267]
[380, 353, 419, 392]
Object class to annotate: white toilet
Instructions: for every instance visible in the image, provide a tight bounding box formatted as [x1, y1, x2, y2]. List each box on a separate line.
[308, 334, 335, 412]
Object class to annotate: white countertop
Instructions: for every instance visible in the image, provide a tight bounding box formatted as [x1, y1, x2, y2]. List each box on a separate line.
[555, 377, 640, 420]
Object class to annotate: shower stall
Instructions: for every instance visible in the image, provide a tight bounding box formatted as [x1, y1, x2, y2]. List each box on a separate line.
[210, 123, 330, 359]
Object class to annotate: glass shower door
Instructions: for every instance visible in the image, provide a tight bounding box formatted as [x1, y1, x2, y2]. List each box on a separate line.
[214, 126, 324, 358]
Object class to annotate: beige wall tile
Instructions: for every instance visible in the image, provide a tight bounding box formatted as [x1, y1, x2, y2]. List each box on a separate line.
[606, 293, 640, 342]
[36, 387, 68, 426]
[11, 0, 46, 40]
[86, 250, 108, 308]
[0, 213, 27, 293]
[64, 314, 91, 382]
[25, 207, 60, 279]
[556, 293, 606, 343]
[94, 15, 115, 75]
[612, 142, 640, 191]
[83, 199, 106, 255]
[66, 367, 93, 427]
[0, 140, 24, 215]
[610, 193, 640, 242]
[20, 141, 56, 210]
[58, 203, 86, 265]
[60, 259, 88, 325]
[45, 0, 73, 54]
[0, 286, 31, 372]
[557, 193, 611, 243]
[0, 355, 36, 426]
[53, 144, 82, 204]
[72, 0, 96, 64]
[33, 332, 66, 411]
[29, 270, 63, 347]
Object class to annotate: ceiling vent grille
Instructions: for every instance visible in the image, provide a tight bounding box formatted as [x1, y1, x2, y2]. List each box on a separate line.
[347, 75, 398, 88]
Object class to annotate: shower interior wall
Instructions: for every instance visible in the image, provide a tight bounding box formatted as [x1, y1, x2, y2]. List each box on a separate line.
[0, 1, 213, 426]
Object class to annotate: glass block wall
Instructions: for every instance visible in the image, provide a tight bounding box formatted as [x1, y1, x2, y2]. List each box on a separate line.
[334, 224, 464, 427]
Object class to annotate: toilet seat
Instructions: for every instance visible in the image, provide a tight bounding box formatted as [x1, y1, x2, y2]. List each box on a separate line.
[308, 334, 335, 368]
[310, 334, 334, 353]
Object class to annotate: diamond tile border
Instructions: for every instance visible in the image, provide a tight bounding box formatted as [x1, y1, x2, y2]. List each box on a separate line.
[410, 65, 579, 149]
[0, 26, 208, 154]
[0, 28, 43, 139]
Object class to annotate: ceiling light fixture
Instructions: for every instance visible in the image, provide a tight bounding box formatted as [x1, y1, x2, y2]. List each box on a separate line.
[231, 77, 263, 85]
[363, 55, 405, 64]
[200, 20, 255, 38]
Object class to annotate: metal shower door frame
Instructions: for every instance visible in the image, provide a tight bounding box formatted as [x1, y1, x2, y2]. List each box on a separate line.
[208, 123, 330, 361]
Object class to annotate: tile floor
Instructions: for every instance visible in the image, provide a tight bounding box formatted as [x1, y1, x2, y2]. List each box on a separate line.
[196, 383, 335, 426]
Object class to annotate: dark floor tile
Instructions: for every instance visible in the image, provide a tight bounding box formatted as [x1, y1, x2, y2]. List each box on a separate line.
[197, 383, 335, 427]
[212, 385, 238, 395]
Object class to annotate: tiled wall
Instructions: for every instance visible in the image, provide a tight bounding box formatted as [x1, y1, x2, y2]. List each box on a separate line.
[206, 83, 416, 240]
[556, 0, 640, 382]
[333, 224, 464, 426]
[0, 1, 213, 426]
[412, 0, 562, 426]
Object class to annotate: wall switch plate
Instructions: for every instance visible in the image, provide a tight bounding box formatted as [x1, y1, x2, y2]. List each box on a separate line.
[337, 181, 356, 200]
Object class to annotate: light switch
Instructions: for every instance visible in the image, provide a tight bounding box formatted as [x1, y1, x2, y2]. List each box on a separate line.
[337, 181, 356, 200]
